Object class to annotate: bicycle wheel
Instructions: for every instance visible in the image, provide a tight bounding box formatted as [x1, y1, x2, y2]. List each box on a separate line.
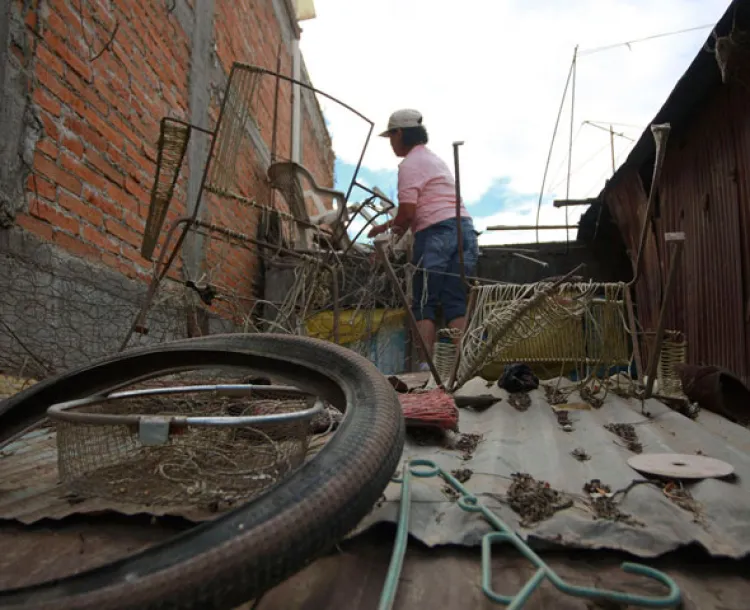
[0, 334, 405, 609]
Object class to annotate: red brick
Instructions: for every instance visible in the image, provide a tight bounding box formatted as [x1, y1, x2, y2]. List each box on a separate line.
[123, 210, 145, 232]
[44, 8, 68, 37]
[104, 217, 140, 248]
[83, 187, 121, 219]
[60, 133, 84, 158]
[39, 112, 60, 141]
[83, 108, 123, 148]
[85, 150, 125, 186]
[105, 183, 137, 214]
[36, 65, 85, 115]
[16, 212, 54, 241]
[82, 223, 119, 253]
[125, 176, 150, 206]
[34, 152, 82, 195]
[53, 230, 101, 262]
[101, 251, 121, 271]
[94, 78, 130, 118]
[27, 173, 57, 201]
[44, 32, 92, 82]
[36, 43, 65, 76]
[108, 113, 144, 151]
[66, 69, 109, 116]
[58, 190, 104, 226]
[30, 199, 80, 235]
[60, 153, 108, 192]
[36, 138, 58, 160]
[64, 116, 106, 151]
[33, 86, 62, 117]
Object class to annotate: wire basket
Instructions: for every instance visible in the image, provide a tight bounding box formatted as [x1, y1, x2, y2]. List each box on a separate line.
[657, 331, 687, 398]
[48, 384, 321, 508]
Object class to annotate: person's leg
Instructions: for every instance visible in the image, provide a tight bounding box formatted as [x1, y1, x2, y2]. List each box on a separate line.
[411, 221, 452, 364]
[442, 218, 479, 338]
[416, 319, 437, 359]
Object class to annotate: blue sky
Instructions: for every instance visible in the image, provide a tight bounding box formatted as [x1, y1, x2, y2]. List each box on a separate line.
[301, 0, 731, 245]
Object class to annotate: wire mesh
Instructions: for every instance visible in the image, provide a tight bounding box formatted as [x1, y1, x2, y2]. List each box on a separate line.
[55, 385, 313, 508]
[657, 330, 687, 398]
[457, 282, 630, 387]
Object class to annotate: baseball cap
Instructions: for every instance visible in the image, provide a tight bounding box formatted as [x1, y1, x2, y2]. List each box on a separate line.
[379, 109, 424, 137]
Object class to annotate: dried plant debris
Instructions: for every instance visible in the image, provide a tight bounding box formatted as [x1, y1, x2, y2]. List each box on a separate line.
[579, 386, 604, 408]
[583, 479, 611, 495]
[571, 447, 591, 461]
[663, 481, 705, 524]
[442, 485, 460, 501]
[451, 468, 473, 484]
[590, 496, 643, 526]
[543, 384, 568, 405]
[604, 423, 643, 453]
[585, 479, 644, 527]
[454, 433, 483, 460]
[508, 392, 532, 412]
[507, 473, 573, 527]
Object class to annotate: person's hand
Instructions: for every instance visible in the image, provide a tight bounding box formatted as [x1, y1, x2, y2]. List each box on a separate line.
[367, 223, 386, 239]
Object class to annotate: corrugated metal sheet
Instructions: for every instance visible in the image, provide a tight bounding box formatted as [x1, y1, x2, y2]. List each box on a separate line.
[0, 424, 218, 524]
[604, 59, 750, 383]
[356, 379, 750, 559]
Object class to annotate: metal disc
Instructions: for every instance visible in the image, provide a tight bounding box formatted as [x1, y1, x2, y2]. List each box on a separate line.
[627, 453, 734, 480]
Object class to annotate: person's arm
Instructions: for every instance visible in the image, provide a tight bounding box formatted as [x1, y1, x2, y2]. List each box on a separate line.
[367, 203, 416, 237]
[368, 162, 421, 238]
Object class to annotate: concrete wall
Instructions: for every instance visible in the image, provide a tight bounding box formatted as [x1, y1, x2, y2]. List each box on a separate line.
[0, 0, 334, 375]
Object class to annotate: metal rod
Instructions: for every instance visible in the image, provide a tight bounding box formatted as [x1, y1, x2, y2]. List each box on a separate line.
[553, 198, 598, 208]
[624, 285, 644, 380]
[375, 240, 443, 388]
[644, 233, 685, 399]
[271, 42, 283, 162]
[628, 123, 671, 287]
[487, 224, 578, 231]
[353, 181, 396, 206]
[565, 46, 578, 248]
[452, 141, 467, 289]
[48, 385, 322, 427]
[512, 252, 549, 267]
[535, 49, 577, 243]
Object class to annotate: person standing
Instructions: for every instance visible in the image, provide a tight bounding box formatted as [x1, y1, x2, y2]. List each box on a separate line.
[368, 109, 479, 368]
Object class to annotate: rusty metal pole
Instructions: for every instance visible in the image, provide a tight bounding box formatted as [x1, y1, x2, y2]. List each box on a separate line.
[452, 141, 467, 289]
[375, 239, 443, 388]
[644, 232, 685, 399]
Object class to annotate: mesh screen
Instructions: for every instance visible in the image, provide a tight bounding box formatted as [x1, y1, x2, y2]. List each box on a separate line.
[56, 389, 311, 509]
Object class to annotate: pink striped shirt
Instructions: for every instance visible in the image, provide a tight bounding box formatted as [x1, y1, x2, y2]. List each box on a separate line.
[397, 144, 470, 234]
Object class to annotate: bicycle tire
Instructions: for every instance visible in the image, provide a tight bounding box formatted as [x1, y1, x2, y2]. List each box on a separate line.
[0, 334, 405, 609]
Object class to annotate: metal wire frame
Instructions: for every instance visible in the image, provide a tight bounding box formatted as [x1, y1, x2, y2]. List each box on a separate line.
[123, 63, 376, 352]
[120, 216, 341, 350]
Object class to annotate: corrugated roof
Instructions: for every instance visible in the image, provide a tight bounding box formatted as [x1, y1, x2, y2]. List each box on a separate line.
[2, 378, 749, 558]
[355, 378, 750, 559]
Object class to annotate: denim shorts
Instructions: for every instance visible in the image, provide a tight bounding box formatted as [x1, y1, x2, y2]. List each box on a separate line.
[412, 217, 479, 323]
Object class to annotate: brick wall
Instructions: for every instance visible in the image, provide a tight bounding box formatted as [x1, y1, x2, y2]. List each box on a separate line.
[0, 0, 335, 372]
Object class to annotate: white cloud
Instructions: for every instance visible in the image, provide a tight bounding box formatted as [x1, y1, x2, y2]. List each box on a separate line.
[300, 0, 730, 242]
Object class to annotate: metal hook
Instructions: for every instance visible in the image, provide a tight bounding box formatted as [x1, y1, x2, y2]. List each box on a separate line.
[381, 458, 681, 609]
